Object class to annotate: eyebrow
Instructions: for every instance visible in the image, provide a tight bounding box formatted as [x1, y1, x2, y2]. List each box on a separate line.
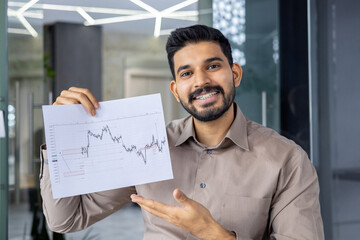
[176, 57, 224, 75]
[177, 64, 190, 75]
[204, 57, 224, 64]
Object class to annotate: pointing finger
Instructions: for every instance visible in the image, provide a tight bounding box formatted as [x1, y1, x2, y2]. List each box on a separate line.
[138, 203, 174, 224]
[131, 195, 174, 216]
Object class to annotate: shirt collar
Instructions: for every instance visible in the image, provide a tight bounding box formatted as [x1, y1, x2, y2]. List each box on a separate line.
[175, 116, 195, 147]
[225, 103, 249, 151]
[175, 103, 249, 151]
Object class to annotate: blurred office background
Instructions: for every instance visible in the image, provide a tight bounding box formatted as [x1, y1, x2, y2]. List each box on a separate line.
[0, 0, 359, 239]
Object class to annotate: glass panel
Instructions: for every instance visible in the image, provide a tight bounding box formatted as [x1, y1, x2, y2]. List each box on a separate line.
[0, 1, 9, 238]
[7, 0, 45, 238]
[309, 0, 360, 238]
[213, 0, 280, 131]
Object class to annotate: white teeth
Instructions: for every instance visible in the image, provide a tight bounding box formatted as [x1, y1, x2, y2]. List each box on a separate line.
[195, 92, 217, 100]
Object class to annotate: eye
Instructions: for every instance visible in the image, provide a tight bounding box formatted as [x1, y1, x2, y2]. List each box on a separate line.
[208, 64, 220, 70]
[180, 71, 192, 78]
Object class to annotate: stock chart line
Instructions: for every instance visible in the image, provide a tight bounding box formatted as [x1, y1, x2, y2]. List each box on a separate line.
[80, 124, 167, 164]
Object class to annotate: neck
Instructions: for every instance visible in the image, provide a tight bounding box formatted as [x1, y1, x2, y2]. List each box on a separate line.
[193, 103, 235, 147]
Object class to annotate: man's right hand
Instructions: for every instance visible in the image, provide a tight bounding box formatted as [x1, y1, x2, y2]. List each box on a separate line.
[53, 87, 99, 116]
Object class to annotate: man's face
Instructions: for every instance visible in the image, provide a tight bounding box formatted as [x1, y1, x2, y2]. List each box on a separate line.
[170, 41, 242, 122]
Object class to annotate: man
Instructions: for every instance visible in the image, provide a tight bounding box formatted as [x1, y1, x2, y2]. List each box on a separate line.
[40, 25, 324, 239]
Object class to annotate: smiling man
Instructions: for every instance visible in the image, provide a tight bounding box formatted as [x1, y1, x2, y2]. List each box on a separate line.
[40, 25, 324, 239]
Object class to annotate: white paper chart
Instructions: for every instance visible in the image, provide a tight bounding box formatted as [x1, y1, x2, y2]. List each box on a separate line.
[42, 94, 173, 199]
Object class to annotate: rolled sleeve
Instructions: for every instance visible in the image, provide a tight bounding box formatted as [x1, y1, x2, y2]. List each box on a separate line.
[233, 231, 253, 240]
[39, 144, 47, 179]
[269, 147, 324, 240]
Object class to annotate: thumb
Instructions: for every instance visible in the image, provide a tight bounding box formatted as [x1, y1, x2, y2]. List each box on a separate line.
[173, 189, 190, 205]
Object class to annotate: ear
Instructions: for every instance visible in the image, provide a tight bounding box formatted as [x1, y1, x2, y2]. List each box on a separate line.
[232, 63, 243, 87]
[170, 80, 180, 102]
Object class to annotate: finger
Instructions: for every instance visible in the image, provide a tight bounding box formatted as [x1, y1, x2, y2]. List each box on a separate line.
[131, 195, 174, 216]
[59, 89, 97, 116]
[130, 194, 144, 202]
[69, 87, 100, 109]
[54, 96, 80, 105]
[173, 189, 190, 205]
[137, 203, 171, 222]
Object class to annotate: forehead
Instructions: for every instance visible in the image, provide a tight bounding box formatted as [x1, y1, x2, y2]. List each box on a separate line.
[173, 41, 226, 67]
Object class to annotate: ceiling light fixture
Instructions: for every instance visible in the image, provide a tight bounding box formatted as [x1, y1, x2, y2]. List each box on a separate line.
[164, 10, 198, 17]
[10, 0, 40, 37]
[8, 27, 32, 35]
[16, 13, 38, 37]
[76, 7, 95, 25]
[8, 8, 43, 19]
[158, 0, 199, 37]
[154, 16, 162, 37]
[8, 0, 199, 37]
[85, 13, 154, 26]
[17, 0, 39, 14]
[129, 0, 198, 37]
[41, 4, 146, 16]
[129, 0, 163, 37]
[8, 2, 147, 15]
[129, 0, 159, 15]
[7, 8, 16, 16]
[22, 11, 43, 19]
[162, 0, 198, 15]
[164, 15, 198, 21]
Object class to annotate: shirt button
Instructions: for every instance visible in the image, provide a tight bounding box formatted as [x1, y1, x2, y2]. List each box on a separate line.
[200, 183, 206, 189]
[206, 149, 212, 154]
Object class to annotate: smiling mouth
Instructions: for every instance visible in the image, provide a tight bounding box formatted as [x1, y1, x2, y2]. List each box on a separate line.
[194, 91, 219, 100]
[189, 86, 224, 103]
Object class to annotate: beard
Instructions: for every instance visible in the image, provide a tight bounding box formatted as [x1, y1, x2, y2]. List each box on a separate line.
[179, 82, 236, 122]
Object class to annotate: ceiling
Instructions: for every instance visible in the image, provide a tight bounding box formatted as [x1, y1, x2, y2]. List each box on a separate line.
[7, 0, 208, 37]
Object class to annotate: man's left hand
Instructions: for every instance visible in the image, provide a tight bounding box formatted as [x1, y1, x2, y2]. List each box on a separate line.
[130, 189, 235, 240]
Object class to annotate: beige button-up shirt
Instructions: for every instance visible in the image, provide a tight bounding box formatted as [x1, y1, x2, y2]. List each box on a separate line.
[40, 104, 324, 240]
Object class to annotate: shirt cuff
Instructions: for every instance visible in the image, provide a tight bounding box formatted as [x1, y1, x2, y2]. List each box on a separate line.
[233, 231, 253, 240]
[39, 144, 47, 179]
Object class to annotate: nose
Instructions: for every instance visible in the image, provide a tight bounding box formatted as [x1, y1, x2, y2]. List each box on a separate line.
[193, 70, 210, 88]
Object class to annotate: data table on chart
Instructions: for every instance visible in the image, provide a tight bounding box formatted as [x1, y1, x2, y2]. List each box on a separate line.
[42, 94, 173, 199]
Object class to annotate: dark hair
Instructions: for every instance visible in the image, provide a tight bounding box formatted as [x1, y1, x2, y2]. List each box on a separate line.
[166, 24, 233, 79]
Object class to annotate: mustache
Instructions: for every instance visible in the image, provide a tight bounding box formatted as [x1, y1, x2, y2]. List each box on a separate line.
[188, 86, 224, 102]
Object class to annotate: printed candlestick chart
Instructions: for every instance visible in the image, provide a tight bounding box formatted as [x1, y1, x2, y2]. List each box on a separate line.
[43, 94, 173, 198]
[81, 124, 167, 164]
[50, 114, 168, 181]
